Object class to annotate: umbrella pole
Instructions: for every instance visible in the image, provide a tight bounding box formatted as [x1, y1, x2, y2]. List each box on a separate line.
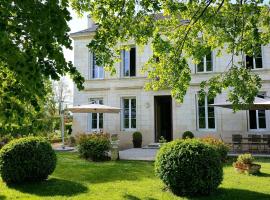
[60, 100, 65, 149]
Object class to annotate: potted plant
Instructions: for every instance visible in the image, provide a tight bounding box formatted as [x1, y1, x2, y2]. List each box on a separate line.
[158, 136, 167, 147]
[233, 153, 261, 174]
[132, 132, 142, 148]
[182, 131, 194, 139]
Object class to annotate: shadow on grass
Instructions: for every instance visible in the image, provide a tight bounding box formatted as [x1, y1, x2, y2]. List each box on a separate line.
[9, 178, 88, 197]
[123, 194, 158, 200]
[56, 158, 156, 184]
[188, 188, 270, 200]
[255, 172, 270, 177]
[0, 195, 6, 200]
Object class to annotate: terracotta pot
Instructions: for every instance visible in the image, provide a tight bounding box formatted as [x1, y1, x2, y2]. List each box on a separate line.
[246, 164, 261, 174]
[234, 163, 261, 174]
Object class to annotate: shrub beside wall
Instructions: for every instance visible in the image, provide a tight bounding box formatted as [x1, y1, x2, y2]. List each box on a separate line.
[77, 133, 111, 161]
[155, 139, 223, 196]
[182, 131, 194, 139]
[200, 136, 230, 162]
[0, 136, 56, 184]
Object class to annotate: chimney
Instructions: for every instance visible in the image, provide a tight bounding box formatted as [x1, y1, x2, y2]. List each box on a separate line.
[87, 15, 95, 28]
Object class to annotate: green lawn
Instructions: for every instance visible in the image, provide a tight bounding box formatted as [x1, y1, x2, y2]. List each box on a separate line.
[0, 153, 270, 200]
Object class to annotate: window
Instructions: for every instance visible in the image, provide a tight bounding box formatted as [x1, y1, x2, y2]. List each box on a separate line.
[246, 46, 263, 69]
[122, 98, 136, 129]
[196, 50, 213, 73]
[122, 47, 136, 77]
[197, 95, 215, 130]
[91, 53, 104, 79]
[249, 93, 266, 130]
[88, 98, 103, 130]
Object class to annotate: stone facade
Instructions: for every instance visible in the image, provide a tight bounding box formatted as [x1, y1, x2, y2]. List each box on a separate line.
[71, 20, 270, 149]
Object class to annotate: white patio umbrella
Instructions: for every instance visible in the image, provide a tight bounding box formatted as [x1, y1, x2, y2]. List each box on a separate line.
[57, 104, 121, 150]
[211, 96, 270, 110]
[67, 104, 121, 113]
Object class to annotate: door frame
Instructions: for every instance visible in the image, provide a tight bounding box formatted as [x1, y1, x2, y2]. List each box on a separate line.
[154, 95, 173, 142]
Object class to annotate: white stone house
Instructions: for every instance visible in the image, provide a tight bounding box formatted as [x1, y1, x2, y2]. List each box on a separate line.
[70, 17, 270, 149]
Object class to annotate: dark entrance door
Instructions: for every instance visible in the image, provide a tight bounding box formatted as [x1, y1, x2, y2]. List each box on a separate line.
[154, 95, 172, 142]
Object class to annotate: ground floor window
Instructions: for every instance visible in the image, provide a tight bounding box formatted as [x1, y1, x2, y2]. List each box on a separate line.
[122, 97, 136, 129]
[249, 93, 266, 130]
[197, 95, 215, 130]
[88, 98, 103, 131]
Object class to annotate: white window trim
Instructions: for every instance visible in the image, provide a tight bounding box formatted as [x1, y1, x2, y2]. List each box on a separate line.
[121, 97, 137, 131]
[248, 110, 268, 132]
[88, 98, 104, 131]
[121, 47, 136, 77]
[196, 95, 216, 131]
[245, 46, 263, 70]
[196, 51, 214, 73]
[248, 92, 268, 132]
[90, 53, 104, 80]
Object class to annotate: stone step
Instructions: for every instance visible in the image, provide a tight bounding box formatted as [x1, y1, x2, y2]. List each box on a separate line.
[142, 143, 161, 149]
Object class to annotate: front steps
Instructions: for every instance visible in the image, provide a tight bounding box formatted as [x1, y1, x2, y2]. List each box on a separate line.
[142, 143, 161, 149]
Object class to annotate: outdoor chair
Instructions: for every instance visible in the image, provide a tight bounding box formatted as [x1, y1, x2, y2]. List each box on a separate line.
[248, 134, 261, 153]
[232, 134, 243, 152]
[262, 135, 270, 153]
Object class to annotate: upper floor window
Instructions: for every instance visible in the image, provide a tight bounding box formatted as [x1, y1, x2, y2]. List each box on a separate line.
[197, 95, 215, 130]
[122, 47, 136, 77]
[246, 46, 263, 69]
[249, 93, 266, 130]
[196, 50, 213, 73]
[91, 54, 104, 79]
[88, 98, 103, 131]
[122, 97, 136, 129]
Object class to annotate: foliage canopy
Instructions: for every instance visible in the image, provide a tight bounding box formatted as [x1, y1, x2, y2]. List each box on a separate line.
[0, 0, 83, 130]
[71, 0, 270, 109]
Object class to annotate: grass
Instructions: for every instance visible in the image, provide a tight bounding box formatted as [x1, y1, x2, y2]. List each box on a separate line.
[0, 153, 270, 200]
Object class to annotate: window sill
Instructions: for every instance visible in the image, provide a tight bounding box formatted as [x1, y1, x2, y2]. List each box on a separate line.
[89, 78, 105, 80]
[250, 68, 264, 71]
[121, 129, 137, 132]
[248, 129, 269, 133]
[195, 71, 214, 74]
[121, 76, 137, 79]
[197, 129, 216, 132]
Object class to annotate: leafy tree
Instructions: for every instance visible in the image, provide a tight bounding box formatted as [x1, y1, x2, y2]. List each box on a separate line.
[52, 77, 73, 115]
[0, 65, 57, 136]
[0, 0, 84, 105]
[0, 0, 84, 133]
[71, 0, 270, 109]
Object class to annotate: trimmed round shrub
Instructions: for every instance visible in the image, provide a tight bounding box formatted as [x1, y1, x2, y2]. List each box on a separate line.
[200, 136, 230, 162]
[132, 131, 142, 148]
[0, 136, 56, 184]
[182, 131, 194, 139]
[155, 139, 223, 196]
[77, 133, 110, 161]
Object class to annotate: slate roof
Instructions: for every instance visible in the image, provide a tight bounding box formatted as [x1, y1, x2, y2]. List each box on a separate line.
[70, 25, 97, 37]
[70, 14, 189, 38]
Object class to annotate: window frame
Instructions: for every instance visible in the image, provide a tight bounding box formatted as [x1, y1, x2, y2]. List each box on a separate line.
[121, 97, 137, 131]
[196, 51, 213, 73]
[90, 53, 104, 79]
[121, 47, 136, 77]
[196, 95, 216, 131]
[248, 93, 268, 131]
[245, 46, 263, 70]
[88, 98, 104, 131]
